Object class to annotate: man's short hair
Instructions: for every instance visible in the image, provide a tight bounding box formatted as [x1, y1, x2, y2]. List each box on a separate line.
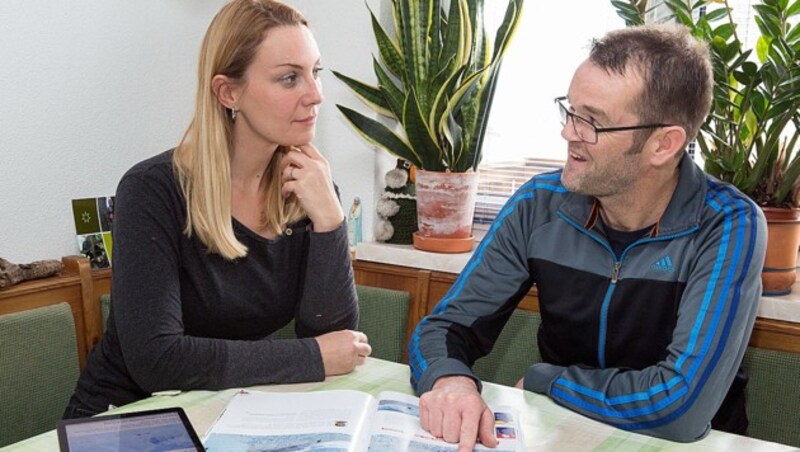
[589, 23, 713, 148]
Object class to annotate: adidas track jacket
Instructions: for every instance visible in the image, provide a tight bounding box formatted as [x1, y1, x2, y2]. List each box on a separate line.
[409, 154, 767, 442]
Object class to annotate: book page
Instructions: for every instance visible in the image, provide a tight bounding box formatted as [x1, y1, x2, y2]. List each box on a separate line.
[366, 391, 524, 452]
[203, 389, 373, 452]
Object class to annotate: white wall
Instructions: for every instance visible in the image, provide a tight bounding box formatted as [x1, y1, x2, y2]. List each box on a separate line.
[0, 0, 383, 263]
[288, 0, 391, 251]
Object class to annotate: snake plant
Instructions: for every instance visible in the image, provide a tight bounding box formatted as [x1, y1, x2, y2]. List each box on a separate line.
[333, 0, 524, 172]
[611, 0, 800, 207]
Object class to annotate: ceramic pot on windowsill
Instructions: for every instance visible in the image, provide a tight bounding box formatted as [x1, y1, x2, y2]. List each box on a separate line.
[761, 207, 800, 296]
[412, 170, 479, 254]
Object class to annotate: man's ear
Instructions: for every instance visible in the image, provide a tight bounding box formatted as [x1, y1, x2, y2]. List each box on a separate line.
[211, 74, 239, 110]
[648, 125, 687, 168]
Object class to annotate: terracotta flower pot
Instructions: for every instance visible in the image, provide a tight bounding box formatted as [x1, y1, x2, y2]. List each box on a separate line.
[762, 207, 800, 296]
[413, 170, 478, 253]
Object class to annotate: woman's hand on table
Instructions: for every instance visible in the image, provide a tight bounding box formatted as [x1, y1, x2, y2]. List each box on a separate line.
[315, 330, 371, 376]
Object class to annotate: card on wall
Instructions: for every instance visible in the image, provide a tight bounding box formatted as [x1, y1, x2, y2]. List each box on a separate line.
[71, 196, 114, 269]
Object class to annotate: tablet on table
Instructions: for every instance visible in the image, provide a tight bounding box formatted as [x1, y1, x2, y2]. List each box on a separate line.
[57, 407, 203, 452]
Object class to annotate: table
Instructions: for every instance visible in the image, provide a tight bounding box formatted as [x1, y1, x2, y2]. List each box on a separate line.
[4, 358, 794, 451]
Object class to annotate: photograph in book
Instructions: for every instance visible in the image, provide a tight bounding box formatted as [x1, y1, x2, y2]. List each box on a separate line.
[203, 389, 525, 452]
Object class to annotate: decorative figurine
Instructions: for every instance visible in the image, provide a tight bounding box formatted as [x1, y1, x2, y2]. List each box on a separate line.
[347, 196, 363, 253]
[375, 159, 418, 244]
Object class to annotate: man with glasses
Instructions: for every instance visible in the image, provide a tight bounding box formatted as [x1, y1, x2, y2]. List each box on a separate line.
[409, 23, 766, 449]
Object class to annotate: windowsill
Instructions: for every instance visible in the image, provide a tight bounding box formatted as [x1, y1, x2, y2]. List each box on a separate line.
[356, 241, 473, 275]
[355, 241, 800, 324]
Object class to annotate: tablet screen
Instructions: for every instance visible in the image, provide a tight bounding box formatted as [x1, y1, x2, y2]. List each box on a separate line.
[57, 407, 203, 452]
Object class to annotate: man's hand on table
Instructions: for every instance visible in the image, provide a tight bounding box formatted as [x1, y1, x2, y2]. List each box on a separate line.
[419, 375, 498, 451]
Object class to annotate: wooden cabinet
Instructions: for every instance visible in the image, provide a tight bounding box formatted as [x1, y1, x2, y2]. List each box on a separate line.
[354, 259, 800, 354]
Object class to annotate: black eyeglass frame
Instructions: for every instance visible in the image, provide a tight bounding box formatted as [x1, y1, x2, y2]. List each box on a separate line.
[554, 96, 674, 144]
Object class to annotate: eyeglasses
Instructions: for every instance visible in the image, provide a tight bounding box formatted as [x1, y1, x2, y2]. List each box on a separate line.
[555, 96, 673, 144]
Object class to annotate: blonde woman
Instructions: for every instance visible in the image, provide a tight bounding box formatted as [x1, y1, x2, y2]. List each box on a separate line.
[64, 0, 370, 418]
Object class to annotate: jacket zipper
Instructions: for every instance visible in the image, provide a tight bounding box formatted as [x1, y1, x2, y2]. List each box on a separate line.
[596, 260, 625, 367]
[611, 261, 622, 283]
[556, 211, 698, 368]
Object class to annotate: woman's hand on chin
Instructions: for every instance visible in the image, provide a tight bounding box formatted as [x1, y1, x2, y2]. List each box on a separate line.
[280, 143, 344, 232]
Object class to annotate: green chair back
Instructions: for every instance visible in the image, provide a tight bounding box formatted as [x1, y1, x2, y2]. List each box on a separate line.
[0, 303, 80, 447]
[742, 347, 800, 447]
[354, 285, 409, 363]
[275, 285, 410, 363]
[472, 309, 542, 387]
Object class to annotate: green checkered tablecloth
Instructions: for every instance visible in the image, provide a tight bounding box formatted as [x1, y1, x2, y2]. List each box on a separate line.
[3, 358, 795, 451]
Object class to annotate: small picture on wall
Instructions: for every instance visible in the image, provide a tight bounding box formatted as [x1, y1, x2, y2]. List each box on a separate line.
[72, 198, 101, 235]
[101, 231, 113, 263]
[72, 196, 115, 268]
[98, 196, 114, 232]
[77, 233, 110, 269]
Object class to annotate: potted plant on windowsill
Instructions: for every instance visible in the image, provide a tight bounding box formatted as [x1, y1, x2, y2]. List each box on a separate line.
[612, 0, 800, 294]
[333, 0, 524, 253]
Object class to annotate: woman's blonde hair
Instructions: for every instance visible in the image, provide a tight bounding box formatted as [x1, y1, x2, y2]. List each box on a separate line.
[174, 0, 308, 260]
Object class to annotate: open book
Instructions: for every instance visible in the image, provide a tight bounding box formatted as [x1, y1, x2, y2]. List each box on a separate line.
[203, 389, 524, 451]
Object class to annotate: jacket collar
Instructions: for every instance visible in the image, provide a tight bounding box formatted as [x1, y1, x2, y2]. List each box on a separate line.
[559, 152, 706, 237]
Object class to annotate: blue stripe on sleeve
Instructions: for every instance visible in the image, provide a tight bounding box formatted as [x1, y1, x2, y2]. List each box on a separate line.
[614, 188, 758, 431]
[550, 183, 757, 426]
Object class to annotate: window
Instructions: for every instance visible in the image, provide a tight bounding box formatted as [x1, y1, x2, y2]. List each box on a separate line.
[474, 2, 625, 225]
[474, 1, 758, 226]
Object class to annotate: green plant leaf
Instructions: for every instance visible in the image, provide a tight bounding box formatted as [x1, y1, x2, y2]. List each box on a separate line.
[438, 69, 486, 135]
[469, 0, 488, 74]
[430, 66, 466, 134]
[789, 0, 800, 17]
[398, 0, 428, 93]
[722, 40, 742, 63]
[665, 0, 691, 17]
[331, 70, 393, 117]
[336, 105, 421, 167]
[369, 8, 405, 81]
[742, 61, 759, 77]
[372, 58, 406, 119]
[491, 0, 523, 59]
[754, 14, 782, 39]
[753, 3, 781, 21]
[751, 90, 768, 118]
[665, 0, 694, 25]
[610, 0, 646, 26]
[439, 0, 464, 72]
[787, 22, 800, 44]
[403, 90, 445, 170]
[711, 35, 728, 54]
[757, 35, 774, 62]
[713, 23, 735, 41]
[702, 8, 729, 23]
[429, 0, 442, 74]
[446, 111, 464, 162]
[467, 61, 504, 171]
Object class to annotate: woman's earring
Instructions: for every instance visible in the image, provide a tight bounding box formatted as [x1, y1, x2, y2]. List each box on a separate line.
[230, 107, 238, 121]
